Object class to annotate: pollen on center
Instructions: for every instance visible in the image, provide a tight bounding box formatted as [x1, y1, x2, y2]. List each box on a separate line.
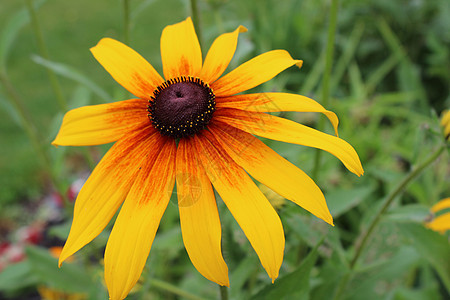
[148, 76, 215, 139]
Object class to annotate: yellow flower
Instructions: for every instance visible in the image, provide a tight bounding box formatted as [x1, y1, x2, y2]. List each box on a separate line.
[53, 17, 363, 300]
[441, 110, 450, 140]
[426, 198, 450, 233]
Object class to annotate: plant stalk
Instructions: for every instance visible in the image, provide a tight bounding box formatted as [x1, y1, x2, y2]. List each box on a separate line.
[190, 0, 203, 48]
[122, 0, 131, 45]
[333, 144, 446, 300]
[0, 71, 70, 206]
[0, 71, 48, 167]
[25, 0, 67, 112]
[219, 285, 229, 300]
[312, 0, 340, 180]
[149, 278, 208, 300]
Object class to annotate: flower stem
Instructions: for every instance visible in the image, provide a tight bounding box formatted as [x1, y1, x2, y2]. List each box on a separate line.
[26, 0, 94, 170]
[122, 0, 131, 45]
[312, 0, 340, 181]
[219, 285, 229, 300]
[0, 71, 48, 167]
[149, 278, 208, 300]
[0, 71, 69, 206]
[190, 0, 203, 48]
[25, 0, 67, 112]
[333, 144, 446, 300]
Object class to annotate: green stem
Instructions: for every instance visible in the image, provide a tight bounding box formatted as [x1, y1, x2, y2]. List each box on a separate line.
[149, 278, 208, 300]
[122, 0, 131, 45]
[0, 71, 48, 167]
[0, 71, 69, 206]
[219, 285, 229, 300]
[26, 0, 94, 174]
[333, 144, 446, 300]
[25, 0, 67, 112]
[311, 0, 340, 181]
[190, 0, 203, 48]
[26, 0, 94, 171]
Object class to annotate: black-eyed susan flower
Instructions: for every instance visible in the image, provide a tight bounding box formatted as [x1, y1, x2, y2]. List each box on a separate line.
[53, 17, 363, 300]
[426, 198, 450, 233]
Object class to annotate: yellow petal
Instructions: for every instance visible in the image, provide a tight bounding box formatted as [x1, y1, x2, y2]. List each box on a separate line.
[214, 109, 364, 176]
[441, 110, 450, 127]
[211, 50, 302, 97]
[216, 92, 339, 135]
[445, 121, 450, 140]
[199, 26, 247, 84]
[104, 139, 176, 300]
[90, 38, 164, 100]
[160, 17, 202, 79]
[59, 126, 165, 266]
[426, 213, 450, 233]
[210, 123, 333, 225]
[52, 99, 149, 146]
[430, 198, 450, 213]
[176, 139, 229, 286]
[441, 110, 450, 140]
[194, 133, 285, 282]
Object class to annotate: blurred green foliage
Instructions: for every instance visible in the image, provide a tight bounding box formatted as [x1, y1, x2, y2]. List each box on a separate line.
[0, 0, 449, 299]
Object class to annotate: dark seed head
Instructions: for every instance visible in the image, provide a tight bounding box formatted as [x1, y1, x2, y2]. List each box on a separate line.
[148, 76, 215, 139]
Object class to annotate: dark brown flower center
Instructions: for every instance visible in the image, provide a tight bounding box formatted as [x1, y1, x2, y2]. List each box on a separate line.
[147, 76, 215, 139]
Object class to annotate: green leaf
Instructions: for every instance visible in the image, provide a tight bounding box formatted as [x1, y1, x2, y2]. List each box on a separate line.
[132, 0, 158, 20]
[397, 223, 450, 293]
[250, 236, 323, 300]
[0, 93, 22, 127]
[69, 85, 92, 109]
[25, 245, 94, 293]
[326, 184, 375, 218]
[311, 252, 347, 300]
[0, 260, 38, 292]
[384, 204, 430, 223]
[393, 285, 441, 300]
[348, 62, 366, 101]
[47, 220, 72, 240]
[152, 227, 183, 255]
[0, 0, 46, 69]
[330, 21, 365, 93]
[345, 246, 421, 300]
[31, 55, 111, 102]
[230, 255, 260, 300]
[47, 85, 92, 143]
[300, 48, 325, 95]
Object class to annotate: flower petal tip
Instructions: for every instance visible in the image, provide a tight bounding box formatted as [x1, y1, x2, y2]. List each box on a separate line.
[356, 168, 365, 177]
[295, 60, 303, 68]
[238, 25, 248, 33]
[326, 218, 335, 227]
[269, 271, 279, 284]
[220, 281, 230, 287]
[212, 274, 230, 287]
[58, 247, 73, 267]
[90, 37, 110, 52]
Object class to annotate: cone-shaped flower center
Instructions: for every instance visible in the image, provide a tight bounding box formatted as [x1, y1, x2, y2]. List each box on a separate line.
[148, 76, 215, 139]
